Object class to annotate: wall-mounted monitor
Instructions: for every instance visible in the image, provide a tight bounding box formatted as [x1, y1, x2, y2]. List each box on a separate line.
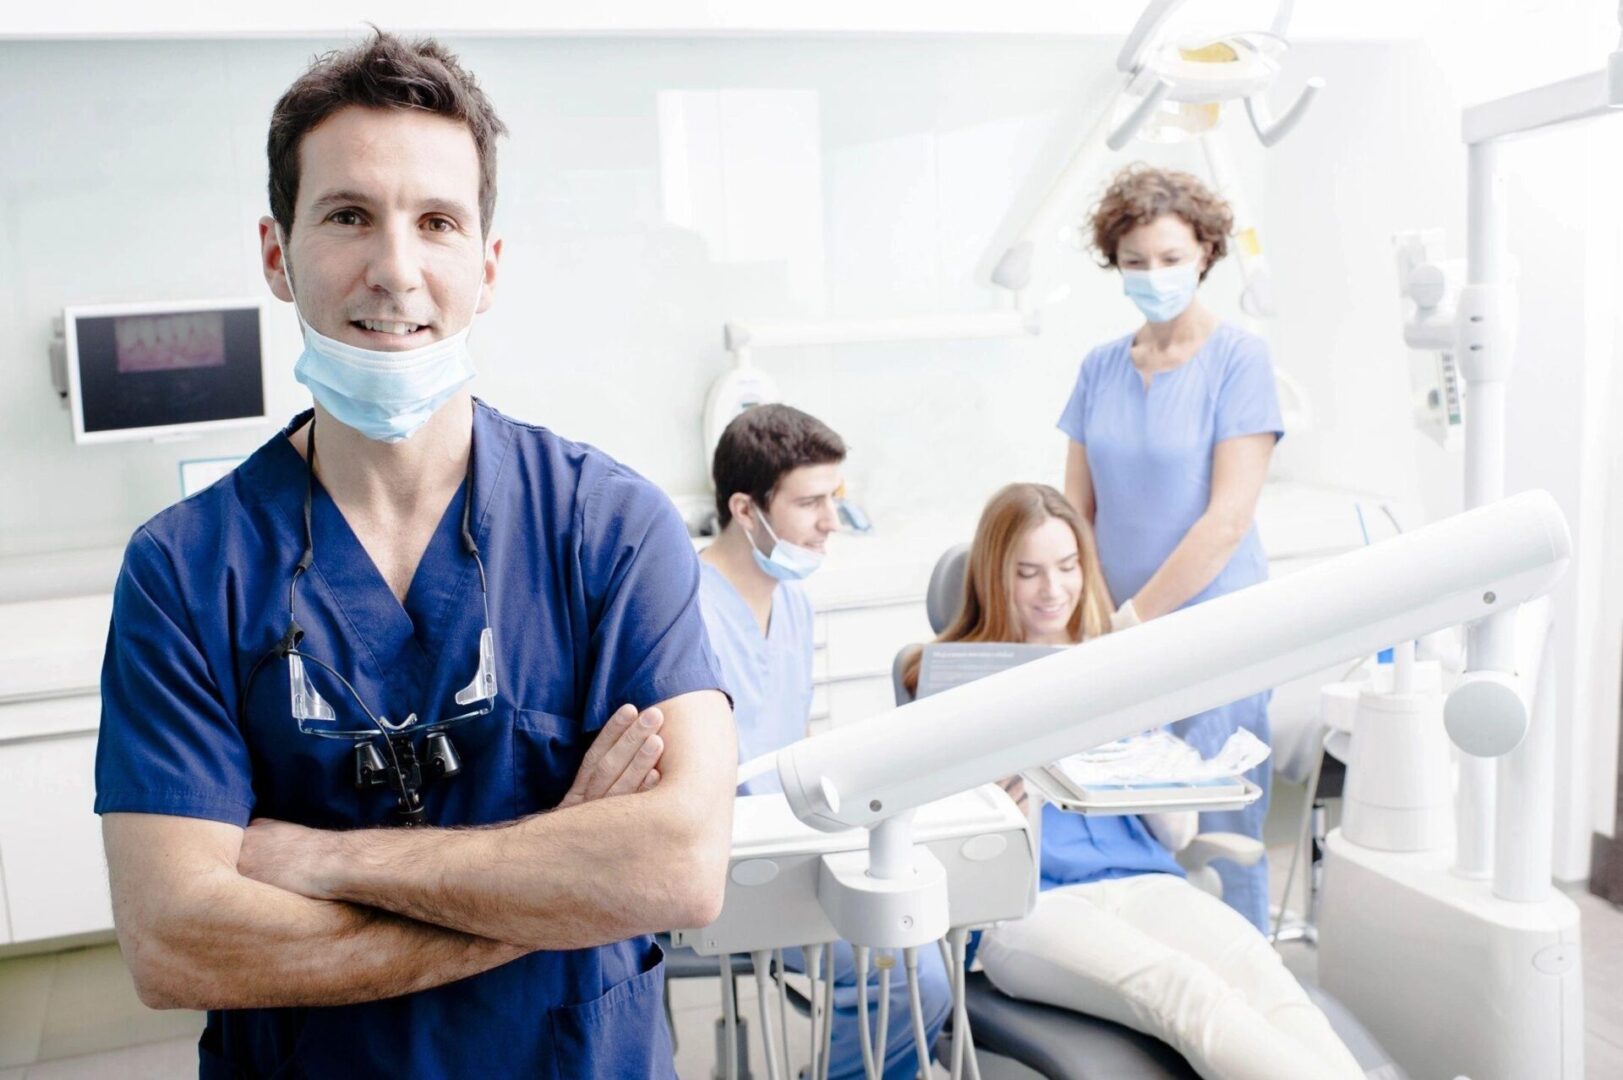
[61, 298, 269, 444]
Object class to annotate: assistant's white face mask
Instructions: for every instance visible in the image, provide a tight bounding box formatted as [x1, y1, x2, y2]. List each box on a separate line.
[276, 224, 484, 442]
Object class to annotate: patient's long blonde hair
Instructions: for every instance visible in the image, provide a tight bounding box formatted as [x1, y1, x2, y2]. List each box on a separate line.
[903, 483, 1113, 695]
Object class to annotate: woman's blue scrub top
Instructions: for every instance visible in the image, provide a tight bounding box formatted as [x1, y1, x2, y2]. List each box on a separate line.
[94, 401, 725, 1079]
[1056, 321, 1283, 609]
[697, 563, 814, 796]
[1055, 321, 1284, 924]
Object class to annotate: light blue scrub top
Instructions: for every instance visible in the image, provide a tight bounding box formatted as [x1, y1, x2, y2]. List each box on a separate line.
[698, 562, 814, 795]
[1057, 321, 1282, 608]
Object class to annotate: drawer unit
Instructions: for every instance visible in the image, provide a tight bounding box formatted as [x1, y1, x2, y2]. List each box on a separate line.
[0, 594, 118, 947]
[808, 597, 930, 730]
[824, 675, 900, 728]
[822, 602, 931, 680]
[0, 731, 111, 945]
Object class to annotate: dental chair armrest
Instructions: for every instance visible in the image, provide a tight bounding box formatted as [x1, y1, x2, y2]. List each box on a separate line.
[1175, 832, 1266, 872]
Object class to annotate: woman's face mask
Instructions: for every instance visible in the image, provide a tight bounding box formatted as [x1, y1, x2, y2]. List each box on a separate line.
[1114, 214, 1205, 324]
[1121, 263, 1200, 323]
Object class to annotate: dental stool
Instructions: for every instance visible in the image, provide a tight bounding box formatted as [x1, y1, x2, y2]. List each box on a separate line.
[904, 544, 1406, 1080]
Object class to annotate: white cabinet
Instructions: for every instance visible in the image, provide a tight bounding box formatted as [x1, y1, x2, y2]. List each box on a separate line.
[823, 604, 932, 682]
[811, 599, 932, 731]
[825, 676, 900, 727]
[0, 594, 117, 947]
[0, 700, 111, 945]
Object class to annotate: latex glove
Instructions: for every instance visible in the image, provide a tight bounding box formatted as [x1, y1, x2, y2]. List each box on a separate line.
[1110, 599, 1143, 633]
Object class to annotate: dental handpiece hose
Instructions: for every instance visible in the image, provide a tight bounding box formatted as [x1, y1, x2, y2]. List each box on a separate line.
[855, 946, 878, 1080]
[819, 943, 836, 1080]
[773, 948, 791, 1080]
[875, 954, 892, 1067]
[904, 947, 931, 1080]
[752, 950, 782, 1080]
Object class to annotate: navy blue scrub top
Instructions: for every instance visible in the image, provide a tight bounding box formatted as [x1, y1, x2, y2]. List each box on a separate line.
[95, 401, 725, 1078]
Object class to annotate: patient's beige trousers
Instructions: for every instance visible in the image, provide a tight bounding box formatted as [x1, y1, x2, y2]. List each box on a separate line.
[978, 872, 1365, 1080]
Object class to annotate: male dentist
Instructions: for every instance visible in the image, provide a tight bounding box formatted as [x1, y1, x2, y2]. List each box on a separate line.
[95, 31, 735, 1077]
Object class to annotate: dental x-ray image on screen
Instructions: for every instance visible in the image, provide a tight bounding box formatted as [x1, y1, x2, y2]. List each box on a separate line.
[64, 298, 267, 443]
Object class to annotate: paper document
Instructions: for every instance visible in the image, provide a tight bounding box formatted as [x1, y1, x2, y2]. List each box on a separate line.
[915, 642, 1063, 699]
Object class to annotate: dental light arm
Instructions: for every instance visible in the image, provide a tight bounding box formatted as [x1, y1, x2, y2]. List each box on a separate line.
[777, 491, 1569, 833]
[978, 0, 1320, 291]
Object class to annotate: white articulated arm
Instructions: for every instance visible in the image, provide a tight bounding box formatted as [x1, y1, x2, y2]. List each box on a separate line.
[776, 492, 1569, 833]
[1244, 76, 1325, 148]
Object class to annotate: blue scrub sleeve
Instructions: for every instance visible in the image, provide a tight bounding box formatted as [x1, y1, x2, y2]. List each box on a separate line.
[1055, 347, 1099, 444]
[94, 528, 255, 826]
[1214, 338, 1285, 444]
[577, 468, 726, 731]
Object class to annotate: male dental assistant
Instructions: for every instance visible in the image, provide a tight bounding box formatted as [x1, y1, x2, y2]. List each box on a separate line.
[94, 32, 735, 1077]
[697, 405, 951, 1079]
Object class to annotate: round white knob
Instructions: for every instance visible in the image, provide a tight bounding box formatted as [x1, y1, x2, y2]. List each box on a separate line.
[1444, 672, 1528, 757]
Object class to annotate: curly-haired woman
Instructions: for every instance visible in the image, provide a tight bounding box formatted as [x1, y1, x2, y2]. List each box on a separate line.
[1059, 164, 1283, 930]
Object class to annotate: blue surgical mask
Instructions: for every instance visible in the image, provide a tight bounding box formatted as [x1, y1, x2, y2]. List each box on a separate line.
[277, 226, 483, 443]
[1122, 263, 1200, 323]
[747, 507, 825, 582]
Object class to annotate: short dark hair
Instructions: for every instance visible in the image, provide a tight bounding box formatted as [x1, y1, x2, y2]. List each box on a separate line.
[1089, 163, 1232, 283]
[267, 30, 508, 237]
[712, 405, 846, 528]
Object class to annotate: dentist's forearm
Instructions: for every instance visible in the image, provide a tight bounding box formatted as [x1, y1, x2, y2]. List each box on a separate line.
[314, 784, 728, 948]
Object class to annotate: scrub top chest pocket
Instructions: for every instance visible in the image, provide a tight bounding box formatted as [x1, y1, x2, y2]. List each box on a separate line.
[512, 707, 593, 816]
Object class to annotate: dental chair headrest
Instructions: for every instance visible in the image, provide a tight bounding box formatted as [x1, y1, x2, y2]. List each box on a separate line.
[926, 543, 972, 634]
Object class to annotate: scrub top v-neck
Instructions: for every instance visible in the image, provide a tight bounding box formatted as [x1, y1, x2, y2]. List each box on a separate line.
[697, 562, 814, 796]
[95, 399, 725, 1078]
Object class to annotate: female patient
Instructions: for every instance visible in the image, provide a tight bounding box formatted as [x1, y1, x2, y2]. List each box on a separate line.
[902, 483, 1362, 1080]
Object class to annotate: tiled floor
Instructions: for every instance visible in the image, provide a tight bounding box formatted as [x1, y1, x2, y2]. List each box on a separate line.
[5, 780, 1621, 1078]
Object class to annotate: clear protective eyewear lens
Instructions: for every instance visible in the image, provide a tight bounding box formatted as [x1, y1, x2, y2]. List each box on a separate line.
[290, 625, 499, 740]
[454, 626, 498, 706]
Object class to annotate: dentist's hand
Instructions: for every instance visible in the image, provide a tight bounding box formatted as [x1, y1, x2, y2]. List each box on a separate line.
[557, 703, 666, 809]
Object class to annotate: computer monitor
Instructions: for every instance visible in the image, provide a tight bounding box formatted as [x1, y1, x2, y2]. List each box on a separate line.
[61, 298, 269, 444]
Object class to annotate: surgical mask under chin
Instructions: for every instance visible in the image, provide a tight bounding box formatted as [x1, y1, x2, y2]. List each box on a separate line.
[1122, 263, 1200, 323]
[747, 508, 824, 582]
[278, 227, 482, 443]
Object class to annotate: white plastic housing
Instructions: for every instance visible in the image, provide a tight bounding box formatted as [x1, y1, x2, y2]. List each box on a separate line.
[1339, 676, 1454, 853]
[673, 787, 1035, 957]
[1319, 833, 1583, 1079]
[777, 491, 1570, 832]
[818, 846, 949, 949]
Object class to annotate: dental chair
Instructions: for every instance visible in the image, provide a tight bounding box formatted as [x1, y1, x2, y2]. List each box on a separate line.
[893, 544, 1403, 1080]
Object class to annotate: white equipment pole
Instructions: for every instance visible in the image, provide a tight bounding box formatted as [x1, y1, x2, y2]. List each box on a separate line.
[1449, 26, 1623, 897]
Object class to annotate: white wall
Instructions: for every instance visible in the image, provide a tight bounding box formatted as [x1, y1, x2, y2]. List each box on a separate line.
[0, 34, 1196, 559]
[1, 26, 1617, 874]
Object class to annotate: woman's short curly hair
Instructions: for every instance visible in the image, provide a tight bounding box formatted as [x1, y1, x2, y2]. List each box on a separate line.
[1089, 164, 1233, 282]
